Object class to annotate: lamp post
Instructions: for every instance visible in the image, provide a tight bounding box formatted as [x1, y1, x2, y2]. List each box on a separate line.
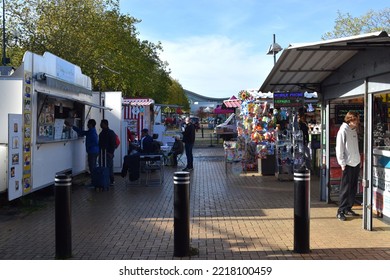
[266, 34, 283, 65]
[2, 0, 10, 66]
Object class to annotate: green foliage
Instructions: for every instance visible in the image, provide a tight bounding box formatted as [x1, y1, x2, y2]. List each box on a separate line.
[165, 79, 190, 110]
[322, 8, 390, 40]
[3, 0, 177, 101]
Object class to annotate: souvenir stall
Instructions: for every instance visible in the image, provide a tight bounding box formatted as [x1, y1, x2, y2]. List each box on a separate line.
[273, 92, 320, 180]
[227, 90, 320, 178]
[234, 89, 276, 175]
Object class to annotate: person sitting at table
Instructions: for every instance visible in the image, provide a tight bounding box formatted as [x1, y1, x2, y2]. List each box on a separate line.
[168, 135, 184, 166]
[139, 128, 154, 153]
[121, 144, 140, 181]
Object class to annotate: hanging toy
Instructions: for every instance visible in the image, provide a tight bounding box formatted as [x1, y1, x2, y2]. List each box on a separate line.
[262, 101, 268, 116]
[238, 90, 250, 101]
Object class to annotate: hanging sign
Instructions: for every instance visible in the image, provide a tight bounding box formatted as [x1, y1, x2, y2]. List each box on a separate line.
[273, 92, 304, 108]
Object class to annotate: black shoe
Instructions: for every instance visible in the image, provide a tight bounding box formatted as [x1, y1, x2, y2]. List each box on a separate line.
[337, 212, 346, 221]
[344, 210, 360, 216]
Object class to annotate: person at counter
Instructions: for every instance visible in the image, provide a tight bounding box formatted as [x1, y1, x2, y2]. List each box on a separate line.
[71, 119, 99, 179]
[335, 111, 361, 221]
[99, 119, 117, 186]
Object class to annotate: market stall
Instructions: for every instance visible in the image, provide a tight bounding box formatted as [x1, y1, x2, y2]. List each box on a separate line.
[226, 89, 319, 177]
[122, 98, 155, 141]
[1, 51, 110, 200]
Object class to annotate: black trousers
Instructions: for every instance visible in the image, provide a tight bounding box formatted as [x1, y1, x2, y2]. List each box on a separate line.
[338, 164, 360, 214]
[121, 154, 140, 181]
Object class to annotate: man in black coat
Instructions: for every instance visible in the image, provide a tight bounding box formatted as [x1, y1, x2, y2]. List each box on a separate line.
[182, 117, 196, 171]
[99, 119, 117, 185]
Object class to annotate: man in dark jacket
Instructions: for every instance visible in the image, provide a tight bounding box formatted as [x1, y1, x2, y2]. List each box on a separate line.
[71, 119, 99, 181]
[182, 117, 196, 171]
[169, 135, 184, 166]
[99, 119, 117, 185]
[140, 128, 154, 153]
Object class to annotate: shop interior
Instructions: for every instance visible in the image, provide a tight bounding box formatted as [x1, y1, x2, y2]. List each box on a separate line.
[37, 93, 86, 143]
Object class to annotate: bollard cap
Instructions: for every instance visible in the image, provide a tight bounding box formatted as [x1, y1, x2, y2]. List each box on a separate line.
[174, 171, 190, 184]
[174, 171, 190, 177]
[55, 173, 72, 186]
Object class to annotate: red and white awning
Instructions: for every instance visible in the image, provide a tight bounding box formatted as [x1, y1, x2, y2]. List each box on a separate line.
[223, 99, 242, 108]
[122, 98, 154, 106]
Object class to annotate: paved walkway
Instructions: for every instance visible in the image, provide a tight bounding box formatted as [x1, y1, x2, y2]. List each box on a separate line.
[0, 147, 389, 260]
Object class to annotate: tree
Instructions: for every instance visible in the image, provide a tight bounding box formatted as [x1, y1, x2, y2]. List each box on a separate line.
[165, 79, 190, 111]
[196, 107, 207, 120]
[4, 0, 173, 101]
[322, 8, 390, 40]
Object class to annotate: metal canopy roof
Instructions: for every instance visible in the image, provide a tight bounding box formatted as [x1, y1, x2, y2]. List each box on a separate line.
[259, 31, 390, 93]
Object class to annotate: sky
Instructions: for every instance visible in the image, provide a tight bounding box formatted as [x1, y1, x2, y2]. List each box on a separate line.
[119, 0, 389, 99]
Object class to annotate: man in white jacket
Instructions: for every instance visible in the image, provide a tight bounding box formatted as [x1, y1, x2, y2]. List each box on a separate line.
[335, 111, 361, 221]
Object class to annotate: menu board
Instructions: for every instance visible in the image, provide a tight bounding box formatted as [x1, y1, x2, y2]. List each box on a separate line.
[54, 119, 65, 140]
[334, 104, 364, 124]
[273, 92, 304, 108]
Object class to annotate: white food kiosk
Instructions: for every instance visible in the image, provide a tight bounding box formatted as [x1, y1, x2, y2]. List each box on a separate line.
[0, 51, 110, 201]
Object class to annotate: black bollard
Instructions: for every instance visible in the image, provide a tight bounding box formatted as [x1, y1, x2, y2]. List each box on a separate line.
[209, 133, 214, 147]
[293, 169, 310, 253]
[55, 173, 72, 259]
[201, 127, 204, 138]
[173, 171, 190, 257]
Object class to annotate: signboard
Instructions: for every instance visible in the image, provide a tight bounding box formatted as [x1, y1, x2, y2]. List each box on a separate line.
[273, 92, 304, 108]
[334, 104, 364, 124]
[8, 114, 23, 200]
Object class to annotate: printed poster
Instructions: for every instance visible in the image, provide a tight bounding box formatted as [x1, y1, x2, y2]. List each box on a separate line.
[8, 114, 23, 200]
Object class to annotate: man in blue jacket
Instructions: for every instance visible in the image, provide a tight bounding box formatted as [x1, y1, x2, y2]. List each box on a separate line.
[71, 119, 99, 181]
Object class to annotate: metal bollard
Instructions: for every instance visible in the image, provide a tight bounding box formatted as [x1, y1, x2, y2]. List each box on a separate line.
[55, 173, 72, 259]
[173, 171, 190, 257]
[209, 133, 214, 147]
[293, 169, 310, 253]
[201, 127, 204, 138]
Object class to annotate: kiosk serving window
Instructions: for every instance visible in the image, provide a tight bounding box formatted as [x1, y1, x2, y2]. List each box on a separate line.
[37, 93, 85, 143]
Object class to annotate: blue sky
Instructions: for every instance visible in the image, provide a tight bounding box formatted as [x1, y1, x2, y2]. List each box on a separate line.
[119, 0, 389, 99]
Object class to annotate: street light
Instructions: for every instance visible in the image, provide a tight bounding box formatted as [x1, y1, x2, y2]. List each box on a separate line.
[266, 34, 283, 65]
[2, 0, 10, 66]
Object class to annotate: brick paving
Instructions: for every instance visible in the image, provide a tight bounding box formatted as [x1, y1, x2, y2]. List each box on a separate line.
[0, 146, 390, 260]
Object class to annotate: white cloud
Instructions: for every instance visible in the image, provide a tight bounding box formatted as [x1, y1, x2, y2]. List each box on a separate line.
[159, 35, 274, 98]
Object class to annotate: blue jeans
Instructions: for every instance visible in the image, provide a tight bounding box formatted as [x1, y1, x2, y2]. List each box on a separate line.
[184, 142, 194, 169]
